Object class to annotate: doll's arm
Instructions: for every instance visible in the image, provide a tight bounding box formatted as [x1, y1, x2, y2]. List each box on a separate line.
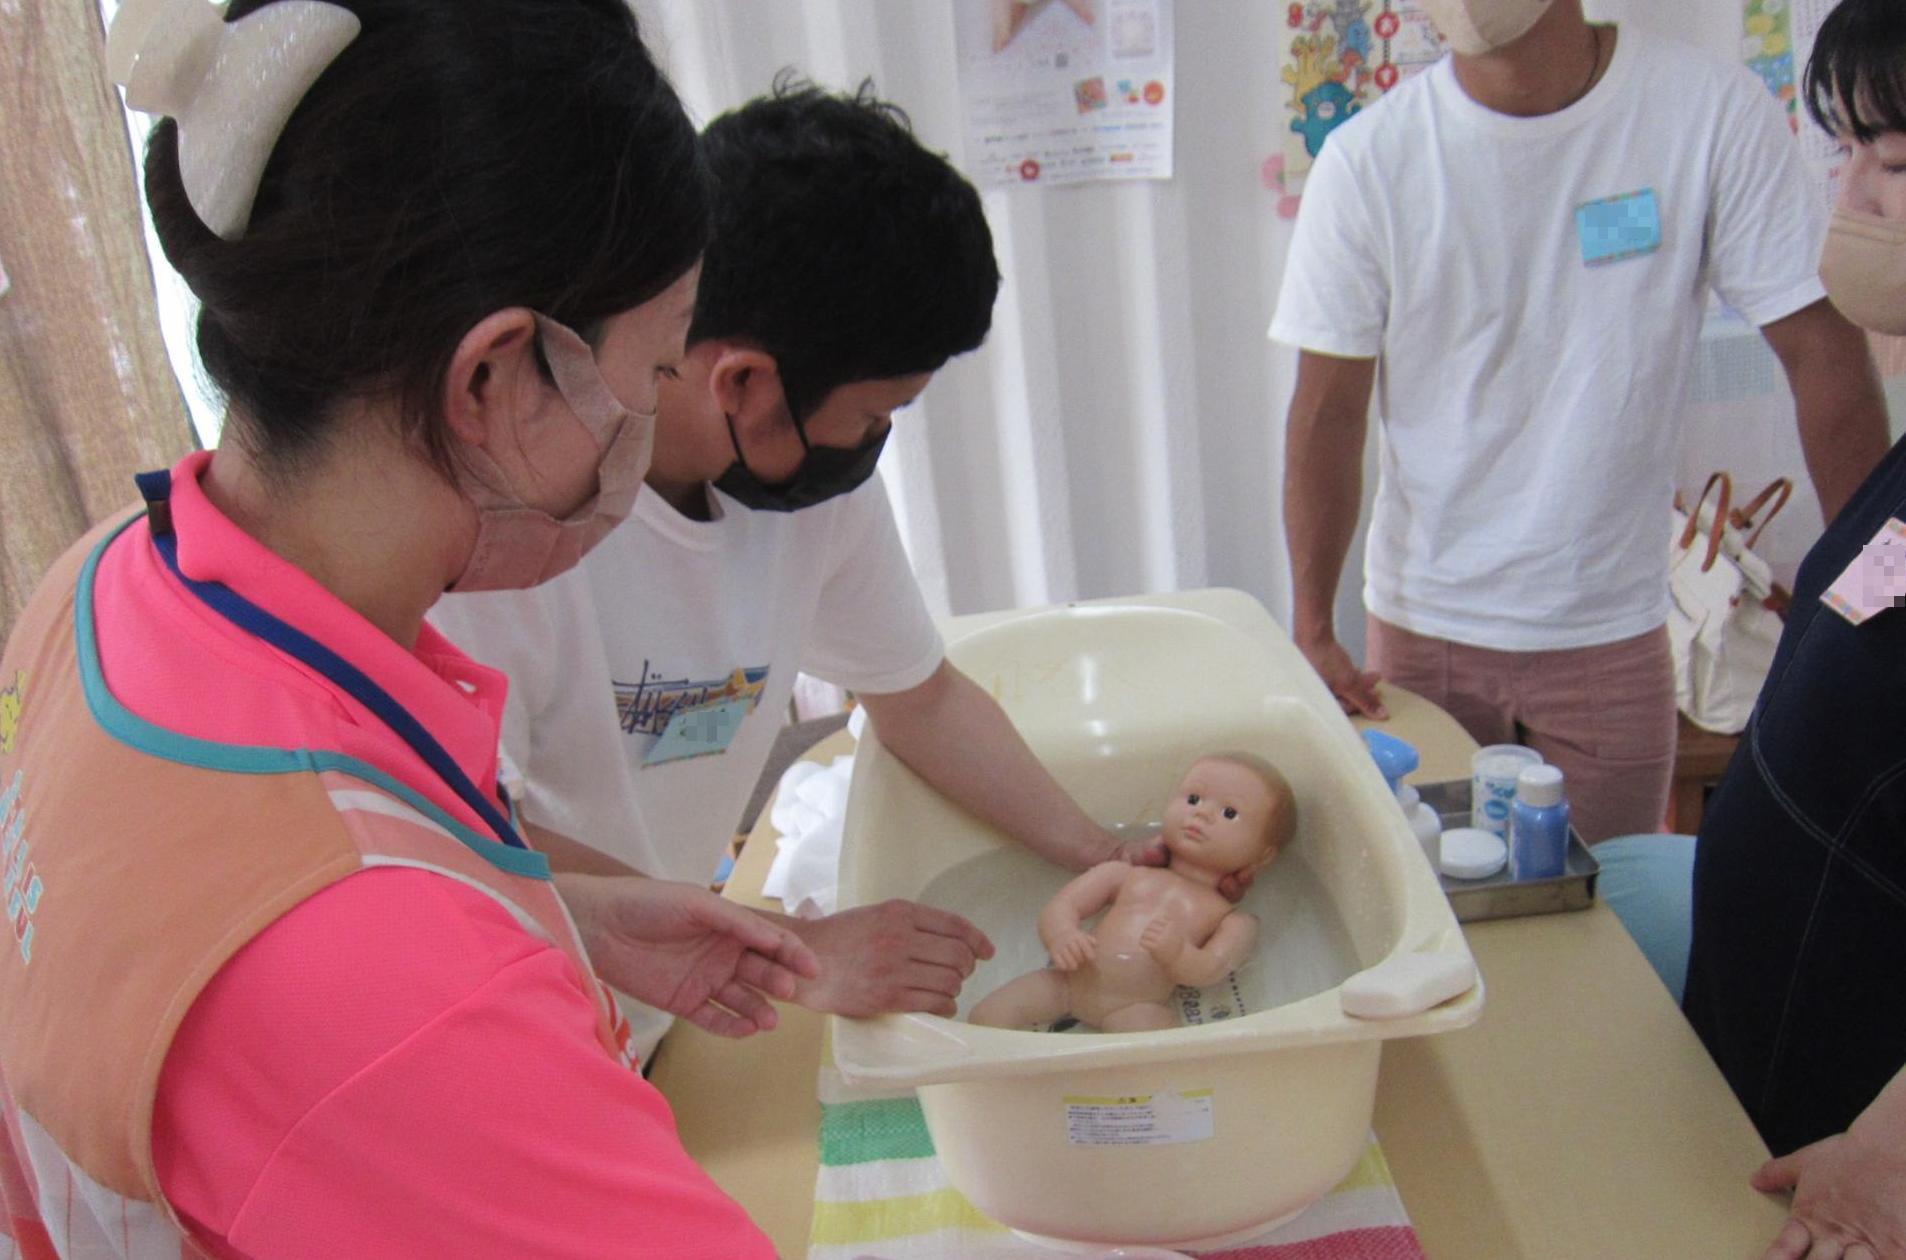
[1163, 911, 1260, 989]
[1038, 862, 1133, 967]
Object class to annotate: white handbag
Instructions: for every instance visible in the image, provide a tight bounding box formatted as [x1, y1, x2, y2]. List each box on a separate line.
[1666, 473, 1793, 735]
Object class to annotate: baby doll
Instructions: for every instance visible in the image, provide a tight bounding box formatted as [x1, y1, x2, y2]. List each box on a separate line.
[967, 753, 1296, 1033]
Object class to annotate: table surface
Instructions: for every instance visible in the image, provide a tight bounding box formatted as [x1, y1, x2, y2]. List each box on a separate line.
[649, 683, 1791, 1258]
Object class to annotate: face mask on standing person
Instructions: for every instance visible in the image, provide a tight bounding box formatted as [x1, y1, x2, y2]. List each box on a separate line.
[1821, 209, 1906, 336]
[1417, 0, 1553, 55]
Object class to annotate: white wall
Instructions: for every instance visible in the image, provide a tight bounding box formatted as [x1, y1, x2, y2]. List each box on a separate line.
[634, 0, 1879, 661]
[127, 0, 1893, 651]
[637, 0, 1309, 620]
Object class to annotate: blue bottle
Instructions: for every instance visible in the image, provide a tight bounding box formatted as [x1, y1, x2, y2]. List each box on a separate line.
[1362, 729, 1419, 792]
[1510, 764, 1570, 880]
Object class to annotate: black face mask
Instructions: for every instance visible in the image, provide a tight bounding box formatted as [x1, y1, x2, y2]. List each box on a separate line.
[712, 410, 890, 512]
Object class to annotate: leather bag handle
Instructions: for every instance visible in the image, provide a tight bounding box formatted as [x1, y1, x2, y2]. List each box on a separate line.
[1730, 478, 1794, 553]
[1678, 472, 1732, 572]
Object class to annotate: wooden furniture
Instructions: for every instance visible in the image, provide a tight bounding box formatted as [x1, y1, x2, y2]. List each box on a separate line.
[1670, 713, 1743, 835]
[650, 682, 1790, 1259]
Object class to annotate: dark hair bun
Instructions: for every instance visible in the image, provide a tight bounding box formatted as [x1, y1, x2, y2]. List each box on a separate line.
[145, 0, 709, 473]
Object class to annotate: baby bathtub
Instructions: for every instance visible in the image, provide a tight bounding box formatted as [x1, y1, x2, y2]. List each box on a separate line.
[830, 588, 1482, 1251]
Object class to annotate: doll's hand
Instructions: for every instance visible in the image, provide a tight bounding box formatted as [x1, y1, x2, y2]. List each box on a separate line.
[1139, 916, 1185, 963]
[1049, 928, 1097, 971]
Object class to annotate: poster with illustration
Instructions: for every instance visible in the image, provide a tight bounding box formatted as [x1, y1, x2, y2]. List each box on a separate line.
[954, 0, 1176, 188]
[1743, 0, 1797, 127]
[1773, 0, 1848, 212]
[1276, 0, 1444, 200]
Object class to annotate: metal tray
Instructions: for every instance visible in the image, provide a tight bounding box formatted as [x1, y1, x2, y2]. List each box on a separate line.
[1416, 778, 1600, 923]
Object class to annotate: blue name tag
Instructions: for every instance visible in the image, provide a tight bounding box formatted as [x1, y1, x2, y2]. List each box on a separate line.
[643, 695, 753, 766]
[1575, 189, 1661, 266]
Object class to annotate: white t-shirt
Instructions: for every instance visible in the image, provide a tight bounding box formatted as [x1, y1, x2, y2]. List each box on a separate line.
[1270, 31, 1824, 651]
[429, 473, 944, 1058]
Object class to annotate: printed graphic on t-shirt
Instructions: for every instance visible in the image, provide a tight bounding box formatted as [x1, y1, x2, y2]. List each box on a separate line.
[611, 660, 770, 740]
[643, 696, 754, 767]
[0, 671, 24, 754]
[2, 770, 39, 965]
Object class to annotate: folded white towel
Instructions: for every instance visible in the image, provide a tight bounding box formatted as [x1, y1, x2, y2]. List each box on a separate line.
[763, 750, 859, 918]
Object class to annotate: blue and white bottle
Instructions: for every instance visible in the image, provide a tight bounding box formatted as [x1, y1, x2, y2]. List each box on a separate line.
[1510, 764, 1570, 880]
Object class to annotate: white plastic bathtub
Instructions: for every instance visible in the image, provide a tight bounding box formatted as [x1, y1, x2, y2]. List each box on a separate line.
[830, 589, 1482, 1251]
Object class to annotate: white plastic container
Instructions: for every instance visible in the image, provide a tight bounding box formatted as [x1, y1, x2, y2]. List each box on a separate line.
[1470, 744, 1543, 839]
[832, 589, 1483, 1251]
[1399, 783, 1444, 865]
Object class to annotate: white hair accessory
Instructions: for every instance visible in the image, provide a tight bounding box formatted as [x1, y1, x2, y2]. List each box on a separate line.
[106, 0, 360, 240]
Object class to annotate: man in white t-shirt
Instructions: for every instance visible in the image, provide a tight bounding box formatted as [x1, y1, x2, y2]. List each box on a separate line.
[433, 81, 1167, 1062]
[1270, 0, 1890, 842]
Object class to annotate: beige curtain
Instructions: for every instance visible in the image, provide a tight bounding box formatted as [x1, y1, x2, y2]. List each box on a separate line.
[0, 2, 193, 638]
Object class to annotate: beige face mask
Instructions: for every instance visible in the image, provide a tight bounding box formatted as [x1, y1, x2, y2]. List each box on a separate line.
[1418, 0, 1552, 55]
[1820, 208, 1906, 336]
[450, 314, 655, 593]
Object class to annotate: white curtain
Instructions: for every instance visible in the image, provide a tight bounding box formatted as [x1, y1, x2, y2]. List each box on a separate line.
[633, 0, 1896, 660]
[124, 0, 1906, 659]
[635, 0, 1308, 628]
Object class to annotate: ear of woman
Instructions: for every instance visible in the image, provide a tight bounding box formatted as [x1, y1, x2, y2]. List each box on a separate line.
[441, 310, 543, 452]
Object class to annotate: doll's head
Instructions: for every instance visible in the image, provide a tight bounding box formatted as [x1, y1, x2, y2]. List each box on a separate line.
[1161, 753, 1297, 878]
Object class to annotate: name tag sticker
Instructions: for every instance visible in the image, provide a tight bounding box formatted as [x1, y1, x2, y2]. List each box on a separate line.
[1822, 518, 1906, 626]
[643, 696, 752, 766]
[1576, 189, 1661, 266]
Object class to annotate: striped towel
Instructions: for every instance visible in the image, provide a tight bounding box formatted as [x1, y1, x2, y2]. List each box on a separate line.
[809, 1069, 1426, 1260]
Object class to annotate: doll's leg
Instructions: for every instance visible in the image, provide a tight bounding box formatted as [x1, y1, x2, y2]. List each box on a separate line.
[1097, 1000, 1179, 1033]
[968, 968, 1073, 1029]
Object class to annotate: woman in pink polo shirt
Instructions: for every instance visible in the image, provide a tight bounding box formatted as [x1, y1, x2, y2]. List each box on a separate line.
[0, 1, 814, 1256]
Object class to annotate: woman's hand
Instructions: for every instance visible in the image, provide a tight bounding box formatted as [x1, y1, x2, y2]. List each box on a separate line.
[1093, 826, 1251, 903]
[556, 873, 819, 1039]
[1754, 1127, 1906, 1259]
[1100, 827, 1170, 870]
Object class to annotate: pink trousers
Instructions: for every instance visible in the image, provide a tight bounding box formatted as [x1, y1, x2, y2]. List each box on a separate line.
[1365, 616, 1676, 844]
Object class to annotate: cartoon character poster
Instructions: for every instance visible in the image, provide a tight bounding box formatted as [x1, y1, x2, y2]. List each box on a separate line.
[1273, 1, 1444, 207]
[1742, 0, 1797, 128]
[954, 0, 1176, 189]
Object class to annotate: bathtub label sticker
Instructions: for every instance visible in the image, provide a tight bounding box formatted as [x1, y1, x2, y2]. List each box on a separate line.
[1064, 1088, 1213, 1146]
[1176, 971, 1248, 1025]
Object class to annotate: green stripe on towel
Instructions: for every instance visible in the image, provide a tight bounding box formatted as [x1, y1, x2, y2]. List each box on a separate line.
[819, 1097, 938, 1165]
[1336, 1141, 1396, 1195]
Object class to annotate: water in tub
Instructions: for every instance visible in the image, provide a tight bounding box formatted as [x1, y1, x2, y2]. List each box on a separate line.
[924, 828, 1362, 1028]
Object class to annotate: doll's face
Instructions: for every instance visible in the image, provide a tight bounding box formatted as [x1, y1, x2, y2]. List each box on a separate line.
[1163, 758, 1280, 874]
